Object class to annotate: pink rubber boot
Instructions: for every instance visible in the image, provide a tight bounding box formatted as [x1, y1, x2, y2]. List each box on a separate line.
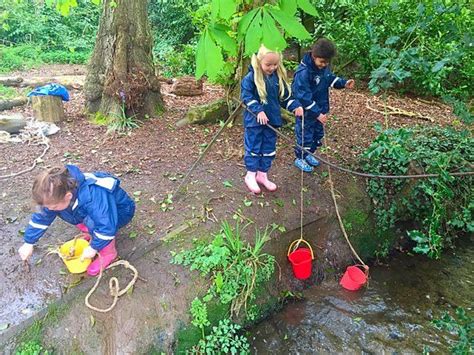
[87, 240, 118, 276]
[76, 223, 91, 241]
[244, 171, 261, 194]
[256, 171, 277, 192]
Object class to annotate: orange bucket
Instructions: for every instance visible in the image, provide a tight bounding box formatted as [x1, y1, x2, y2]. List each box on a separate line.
[288, 239, 314, 280]
[340, 265, 369, 291]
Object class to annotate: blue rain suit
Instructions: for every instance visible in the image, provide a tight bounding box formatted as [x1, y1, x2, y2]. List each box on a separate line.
[292, 52, 347, 158]
[241, 67, 301, 172]
[24, 165, 135, 251]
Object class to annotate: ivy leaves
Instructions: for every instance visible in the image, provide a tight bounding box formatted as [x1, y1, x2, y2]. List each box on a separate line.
[196, 0, 317, 80]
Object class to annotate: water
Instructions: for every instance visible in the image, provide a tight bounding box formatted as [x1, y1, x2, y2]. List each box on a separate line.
[250, 240, 473, 353]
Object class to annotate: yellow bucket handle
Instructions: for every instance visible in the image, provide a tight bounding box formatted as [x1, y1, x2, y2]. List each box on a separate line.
[287, 239, 314, 260]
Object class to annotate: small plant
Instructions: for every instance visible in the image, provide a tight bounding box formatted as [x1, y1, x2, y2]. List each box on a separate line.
[172, 221, 275, 317]
[15, 340, 49, 355]
[196, 319, 250, 355]
[190, 297, 210, 339]
[433, 307, 473, 354]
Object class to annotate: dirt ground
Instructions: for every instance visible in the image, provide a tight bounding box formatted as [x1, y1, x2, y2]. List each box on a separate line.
[0, 64, 462, 352]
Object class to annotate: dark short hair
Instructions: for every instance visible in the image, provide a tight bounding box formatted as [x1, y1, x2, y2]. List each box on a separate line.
[311, 38, 336, 60]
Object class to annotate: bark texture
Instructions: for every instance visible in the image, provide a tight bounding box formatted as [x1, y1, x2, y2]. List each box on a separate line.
[84, 0, 163, 118]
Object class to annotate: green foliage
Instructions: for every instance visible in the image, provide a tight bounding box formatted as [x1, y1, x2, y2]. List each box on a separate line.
[196, 319, 250, 355]
[154, 43, 196, 78]
[362, 125, 473, 259]
[172, 221, 275, 317]
[0, 84, 18, 99]
[433, 307, 473, 354]
[190, 297, 211, 339]
[15, 340, 48, 355]
[310, 0, 473, 104]
[107, 102, 140, 133]
[0, 0, 98, 72]
[194, 0, 317, 81]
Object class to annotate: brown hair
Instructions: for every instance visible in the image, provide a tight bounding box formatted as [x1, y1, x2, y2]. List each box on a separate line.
[32, 167, 77, 205]
[311, 38, 337, 60]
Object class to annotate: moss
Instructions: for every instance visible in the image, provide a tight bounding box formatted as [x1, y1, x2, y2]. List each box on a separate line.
[175, 301, 230, 354]
[341, 177, 398, 259]
[89, 112, 110, 126]
[14, 302, 70, 352]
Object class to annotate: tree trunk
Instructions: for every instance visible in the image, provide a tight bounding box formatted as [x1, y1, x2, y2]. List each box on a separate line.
[84, 0, 163, 118]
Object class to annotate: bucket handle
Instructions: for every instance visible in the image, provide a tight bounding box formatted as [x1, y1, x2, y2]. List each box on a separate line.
[353, 264, 370, 276]
[59, 234, 86, 261]
[287, 239, 314, 260]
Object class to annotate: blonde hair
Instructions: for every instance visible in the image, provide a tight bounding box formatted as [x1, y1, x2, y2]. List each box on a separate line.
[32, 167, 77, 205]
[251, 45, 291, 104]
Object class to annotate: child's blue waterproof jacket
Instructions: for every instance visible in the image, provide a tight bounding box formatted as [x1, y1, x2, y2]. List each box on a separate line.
[24, 165, 135, 251]
[292, 52, 347, 119]
[241, 66, 301, 128]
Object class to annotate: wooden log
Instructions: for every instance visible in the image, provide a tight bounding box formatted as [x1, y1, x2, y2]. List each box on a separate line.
[0, 97, 28, 112]
[0, 76, 84, 90]
[0, 114, 27, 134]
[31, 96, 65, 123]
[0, 77, 23, 86]
[178, 99, 228, 127]
[170, 76, 203, 96]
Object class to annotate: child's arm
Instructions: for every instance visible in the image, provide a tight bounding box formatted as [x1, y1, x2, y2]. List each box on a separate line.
[292, 70, 322, 120]
[241, 75, 268, 124]
[19, 209, 58, 260]
[327, 71, 354, 89]
[82, 187, 119, 257]
[280, 84, 303, 115]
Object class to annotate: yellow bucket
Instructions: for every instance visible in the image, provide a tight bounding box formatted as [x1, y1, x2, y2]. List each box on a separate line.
[59, 238, 91, 274]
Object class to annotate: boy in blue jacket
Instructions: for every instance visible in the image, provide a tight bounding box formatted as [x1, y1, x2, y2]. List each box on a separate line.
[292, 38, 355, 172]
[241, 45, 303, 193]
[18, 165, 135, 276]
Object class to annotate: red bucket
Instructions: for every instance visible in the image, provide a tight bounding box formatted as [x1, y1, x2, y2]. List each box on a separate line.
[287, 239, 314, 280]
[340, 265, 368, 291]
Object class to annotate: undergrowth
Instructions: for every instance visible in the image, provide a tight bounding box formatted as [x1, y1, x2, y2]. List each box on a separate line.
[362, 125, 473, 259]
[171, 221, 275, 352]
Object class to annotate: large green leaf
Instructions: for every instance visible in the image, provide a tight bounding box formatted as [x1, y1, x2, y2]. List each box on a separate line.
[210, 24, 237, 56]
[211, 0, 219, 20]
[268, 7, 310, 40]
[204, 30, 225, 80]
[237, 8, 260, 39]
[297, 0, 317, 16]
[279, 0, 297, 15]
[262, 10, 287, 51]
[244, 11, 263, 56]
[195, 32, 207, 79]
[218, 0, 236, 20]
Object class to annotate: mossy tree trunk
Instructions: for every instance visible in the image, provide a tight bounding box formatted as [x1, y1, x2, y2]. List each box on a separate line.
[84, 0, 163, 118]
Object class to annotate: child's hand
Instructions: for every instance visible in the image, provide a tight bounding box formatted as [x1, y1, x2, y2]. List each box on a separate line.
[19, 243, 34, 261]
[80, 246, 97, 261]
[345, 79, 355, 89]
[294, 107, 304, 117]
[257, 111, 269, 125]
[317, 114, 328, 125]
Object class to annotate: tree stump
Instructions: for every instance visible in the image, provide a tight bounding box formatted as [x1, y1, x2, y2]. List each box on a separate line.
[170, 76, 203, 96]
[31, 96, 65, 123]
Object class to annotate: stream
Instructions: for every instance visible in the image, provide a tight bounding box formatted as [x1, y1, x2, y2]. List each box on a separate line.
[250, 239, 473, 353]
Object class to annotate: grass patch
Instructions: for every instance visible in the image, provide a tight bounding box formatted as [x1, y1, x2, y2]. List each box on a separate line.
[0, 85, 19, 100]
